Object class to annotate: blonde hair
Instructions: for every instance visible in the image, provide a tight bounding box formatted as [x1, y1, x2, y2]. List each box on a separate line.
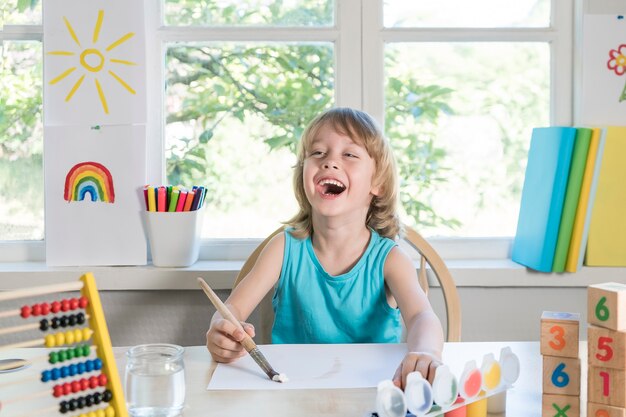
[286, 107, 401, 239]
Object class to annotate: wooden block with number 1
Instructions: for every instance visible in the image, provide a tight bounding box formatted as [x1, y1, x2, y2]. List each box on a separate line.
[588, 402, 626, 417]
[588, 283, 626, 331]
[588, 365, 626, 407]
[541, 311, 580, 358]
[543, 355, 580, 396]
[542, 394, 580, 417]
[588, 324, 626, 369]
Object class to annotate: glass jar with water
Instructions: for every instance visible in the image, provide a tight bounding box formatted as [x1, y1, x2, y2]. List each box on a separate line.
[125, 344, 185, 417]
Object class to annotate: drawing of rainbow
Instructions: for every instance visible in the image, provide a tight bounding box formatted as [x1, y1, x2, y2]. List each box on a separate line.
[64, 162, 115, 203]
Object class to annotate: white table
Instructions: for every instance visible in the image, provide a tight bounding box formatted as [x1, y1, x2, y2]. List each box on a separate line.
[2, 341, 588, 417]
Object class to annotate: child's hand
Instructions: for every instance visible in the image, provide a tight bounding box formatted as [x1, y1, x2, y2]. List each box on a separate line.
[206, 319, 256, 363]
[392, 352, 442, 390]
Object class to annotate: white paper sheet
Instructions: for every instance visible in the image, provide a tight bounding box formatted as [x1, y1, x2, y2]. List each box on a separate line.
[43, 0, 146, 126]
[44, 125, 147, 266]
[581, 14, 626, 125]
[207, 343, 407, 390]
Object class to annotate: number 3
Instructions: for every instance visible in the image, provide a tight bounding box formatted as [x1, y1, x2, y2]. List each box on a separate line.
[549, 325, 566, 350]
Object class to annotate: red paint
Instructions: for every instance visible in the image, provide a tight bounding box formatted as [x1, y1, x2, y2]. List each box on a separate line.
[464, 370, 482, 398]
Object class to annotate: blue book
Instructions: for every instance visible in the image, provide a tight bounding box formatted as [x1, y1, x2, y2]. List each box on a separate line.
[511, 127, 577, 272]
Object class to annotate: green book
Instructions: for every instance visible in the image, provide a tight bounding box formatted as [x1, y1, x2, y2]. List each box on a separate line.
[552, 128, 593, 272]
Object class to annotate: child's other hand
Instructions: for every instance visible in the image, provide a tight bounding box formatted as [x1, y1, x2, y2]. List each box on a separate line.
[206, 319, 256, 363]
[392, 352, 442, 390]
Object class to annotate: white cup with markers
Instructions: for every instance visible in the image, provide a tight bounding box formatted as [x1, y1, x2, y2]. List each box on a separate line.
[124, 344, 185, 417]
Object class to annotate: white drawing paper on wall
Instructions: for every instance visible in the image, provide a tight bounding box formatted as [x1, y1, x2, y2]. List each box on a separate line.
[581, 14, 626, 125]
[43, 0, 146, 126]
[44, 125, 147, 266]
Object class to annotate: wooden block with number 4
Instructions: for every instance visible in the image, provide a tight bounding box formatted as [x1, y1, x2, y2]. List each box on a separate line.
[541, 311, 580, 358]
[543, 355, 580, 396]
[542, 394, 580, 417]
[588, 283, 626, 331]
[589, 365, 626, 407]
[588, 402, 626, 417]
[588, 324, 626, 369]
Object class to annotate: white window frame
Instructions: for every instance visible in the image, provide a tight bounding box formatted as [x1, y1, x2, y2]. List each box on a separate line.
[0, 0, 574, 264]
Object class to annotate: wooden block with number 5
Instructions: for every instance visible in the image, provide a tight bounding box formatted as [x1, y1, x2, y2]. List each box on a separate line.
[541, 311, 580, 358]
[542, 393, 580, 417]
[588, 402, 626, 417]
[588, 283, 626, 331]
[588, 324, 626, 369]
[543, 355, 580, 396]
[589, 365, 626, 407]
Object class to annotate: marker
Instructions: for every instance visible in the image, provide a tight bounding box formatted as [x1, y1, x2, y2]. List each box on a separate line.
[168, 189, 180, 212]
[190, 186, 203, 211]
[147, 186, 156, 212]
[183, 190, 195, 211]
[157, 187, 166, 212]
[143, 186, 149, 210]
[175, 190, 188, 212]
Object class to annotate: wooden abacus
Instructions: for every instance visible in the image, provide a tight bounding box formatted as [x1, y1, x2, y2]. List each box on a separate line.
[0, 273, 127, 417]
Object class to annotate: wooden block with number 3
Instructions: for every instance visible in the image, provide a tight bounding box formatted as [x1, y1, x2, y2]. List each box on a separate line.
[588, 324, 626, 369]
[542, 394, 580, 417]
[589, 365, 626, 407]
[543, 355, 580, 396]
[541, 311, 580, 358]
[588, 402, 626, 417]
[588, 283, 626, 331]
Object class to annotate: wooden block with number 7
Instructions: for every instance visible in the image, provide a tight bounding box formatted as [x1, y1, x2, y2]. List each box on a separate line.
[588, 324, 626, 369]
[541, 311, 580, 358]
[543, 355, 580, 396]
[588, 283, 626, 331]
[588, 365, 626, 407]
[588, 402, 626, 417]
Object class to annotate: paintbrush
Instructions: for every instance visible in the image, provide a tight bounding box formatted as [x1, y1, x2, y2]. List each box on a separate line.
[197, 277, 286, 383]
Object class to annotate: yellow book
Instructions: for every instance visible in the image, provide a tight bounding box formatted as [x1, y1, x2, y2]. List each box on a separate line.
[565, 128, 602, 272]
[586, 126, 626, 266]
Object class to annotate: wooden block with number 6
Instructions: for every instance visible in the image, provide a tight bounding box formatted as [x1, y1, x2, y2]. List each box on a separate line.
[588, 324, 626, 369]
[542, 394, 580, 417]
[588, 402, 626, 417]
[543, 355, 580, 396]
[541, 311, 580, 358]
[588, 283, 626, 331]
[588, 365, 626, 407]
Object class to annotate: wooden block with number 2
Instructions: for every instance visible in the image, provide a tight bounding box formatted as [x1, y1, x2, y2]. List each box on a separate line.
[588, 283, 626, 331]
[541, 311, 580, 358]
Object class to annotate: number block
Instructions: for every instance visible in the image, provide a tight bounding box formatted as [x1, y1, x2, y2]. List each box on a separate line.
[588, 283, 626, 331]
[542, 394, 580, 417]
[541, 311, 580, 358]
[588, 402, 626, 417]
[588, 324, 626, 369]
[543, 355, 580, 396]
[588, 365, 626, 407]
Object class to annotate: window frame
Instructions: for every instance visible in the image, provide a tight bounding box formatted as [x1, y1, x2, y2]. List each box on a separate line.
[0, 0, 575, 263]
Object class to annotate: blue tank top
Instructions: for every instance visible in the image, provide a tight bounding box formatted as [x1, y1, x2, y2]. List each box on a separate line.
[271, 228, 402, 344]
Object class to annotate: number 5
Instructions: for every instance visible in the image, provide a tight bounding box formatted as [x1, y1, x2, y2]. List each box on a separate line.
[596, 336, 614, 362]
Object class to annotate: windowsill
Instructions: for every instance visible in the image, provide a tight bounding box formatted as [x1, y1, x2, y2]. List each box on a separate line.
[0, 259, 624, 291]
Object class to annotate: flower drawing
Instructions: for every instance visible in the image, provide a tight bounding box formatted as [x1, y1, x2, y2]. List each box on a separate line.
[607, 44, 626, 102]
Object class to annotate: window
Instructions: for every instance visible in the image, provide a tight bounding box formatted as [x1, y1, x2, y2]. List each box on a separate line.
[1, 0, 574, 261]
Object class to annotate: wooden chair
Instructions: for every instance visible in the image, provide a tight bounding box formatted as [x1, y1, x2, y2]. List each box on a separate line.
[233, 225, 462, 343]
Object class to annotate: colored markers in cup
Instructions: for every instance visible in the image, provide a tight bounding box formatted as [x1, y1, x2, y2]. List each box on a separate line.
[143, 185, 207, 212]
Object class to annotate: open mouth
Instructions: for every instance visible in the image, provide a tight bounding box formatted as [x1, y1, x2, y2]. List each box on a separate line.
[318, 179, 346, 196]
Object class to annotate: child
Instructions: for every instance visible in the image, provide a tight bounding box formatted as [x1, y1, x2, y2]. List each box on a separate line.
[206, 107, 444, 389]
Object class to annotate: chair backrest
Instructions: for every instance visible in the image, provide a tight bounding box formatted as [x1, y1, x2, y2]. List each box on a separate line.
[233, 225, 462, 343]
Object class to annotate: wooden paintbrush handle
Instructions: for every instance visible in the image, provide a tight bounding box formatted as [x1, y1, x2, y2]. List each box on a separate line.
[197, 278, 257, 352]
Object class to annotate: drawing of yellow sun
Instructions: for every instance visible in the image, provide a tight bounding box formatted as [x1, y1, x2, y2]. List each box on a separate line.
[47, 10, 137, 114]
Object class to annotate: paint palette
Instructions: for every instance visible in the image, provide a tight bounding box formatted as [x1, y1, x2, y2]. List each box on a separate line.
[372, 346, 520, 417]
